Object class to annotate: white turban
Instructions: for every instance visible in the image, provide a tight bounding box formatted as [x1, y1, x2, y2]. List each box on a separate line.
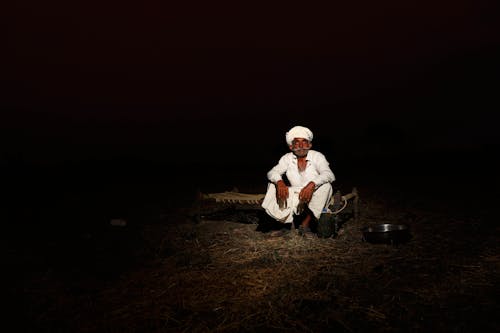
[285, 126, 313, 145]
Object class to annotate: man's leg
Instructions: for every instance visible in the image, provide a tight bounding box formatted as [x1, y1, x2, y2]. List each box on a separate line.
[261, 182, 294, 223]
[297, 183, 333, 237]
[299, 214, 315, 238]
[299, 212, 312, 229]
[294, 207, 315, 238]
[307, 183, 333, 220]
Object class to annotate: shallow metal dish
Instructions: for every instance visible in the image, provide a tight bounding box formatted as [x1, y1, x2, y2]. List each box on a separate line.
[362, 224, 411, 244]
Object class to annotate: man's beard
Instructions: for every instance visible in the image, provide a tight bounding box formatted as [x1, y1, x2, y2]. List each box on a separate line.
[292, 147, 310, 157]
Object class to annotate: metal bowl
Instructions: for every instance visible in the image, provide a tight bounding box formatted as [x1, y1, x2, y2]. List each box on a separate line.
[362, 224, 411, 244]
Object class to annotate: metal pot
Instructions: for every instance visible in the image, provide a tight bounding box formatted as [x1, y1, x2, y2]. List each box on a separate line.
[362, 224, 411, 244]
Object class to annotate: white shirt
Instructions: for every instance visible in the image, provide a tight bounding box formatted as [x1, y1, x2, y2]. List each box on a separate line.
[266, 150, 335, 188]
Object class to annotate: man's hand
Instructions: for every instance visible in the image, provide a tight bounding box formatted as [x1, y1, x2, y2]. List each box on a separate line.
[276, 180, 289, 202]
[299, 181, 316, 203]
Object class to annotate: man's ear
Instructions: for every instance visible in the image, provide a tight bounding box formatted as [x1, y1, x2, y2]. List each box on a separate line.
[288, 145, 294, 151]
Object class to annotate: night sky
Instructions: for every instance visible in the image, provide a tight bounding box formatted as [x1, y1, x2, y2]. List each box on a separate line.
[3, 1, 499, 197]
[3, 4, 500, 332]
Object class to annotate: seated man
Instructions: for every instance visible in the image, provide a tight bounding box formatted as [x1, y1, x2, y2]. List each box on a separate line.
[261, 125, 335, 238]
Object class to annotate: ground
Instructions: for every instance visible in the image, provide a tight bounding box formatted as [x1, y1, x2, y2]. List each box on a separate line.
[6, 178, 500, 333]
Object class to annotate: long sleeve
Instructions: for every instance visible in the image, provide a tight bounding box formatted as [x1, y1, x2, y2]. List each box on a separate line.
[267, 154, 290, 183]
[311, 153, 335, 187]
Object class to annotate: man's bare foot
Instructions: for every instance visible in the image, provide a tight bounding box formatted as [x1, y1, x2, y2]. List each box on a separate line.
[296, 212, 315, 238]
[298, 225, 316, 239]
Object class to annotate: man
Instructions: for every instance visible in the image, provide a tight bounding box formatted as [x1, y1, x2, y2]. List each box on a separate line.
[261, 125, 335, 238]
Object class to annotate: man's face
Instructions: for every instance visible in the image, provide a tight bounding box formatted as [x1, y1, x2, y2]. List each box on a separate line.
[290, 138, 311, 157]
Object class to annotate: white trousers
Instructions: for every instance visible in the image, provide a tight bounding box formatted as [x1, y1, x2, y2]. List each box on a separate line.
[261, 182, 333, 223]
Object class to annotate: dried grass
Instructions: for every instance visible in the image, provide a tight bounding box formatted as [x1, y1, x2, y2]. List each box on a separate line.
[18, 189, 500, 333]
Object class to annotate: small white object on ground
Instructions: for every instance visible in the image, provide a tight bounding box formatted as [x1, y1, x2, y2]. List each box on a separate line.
[110, 218, 127, 227]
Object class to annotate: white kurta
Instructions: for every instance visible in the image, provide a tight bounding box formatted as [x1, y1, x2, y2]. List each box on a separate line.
[261, 150, 335, 223]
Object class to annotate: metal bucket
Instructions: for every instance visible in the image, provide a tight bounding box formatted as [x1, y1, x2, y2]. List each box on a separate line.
[362, 224, 411, 244]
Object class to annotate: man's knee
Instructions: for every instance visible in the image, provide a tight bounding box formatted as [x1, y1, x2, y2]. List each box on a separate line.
[313, 182, 333, 197]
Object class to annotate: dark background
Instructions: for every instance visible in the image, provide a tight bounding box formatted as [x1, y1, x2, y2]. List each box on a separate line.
[2, 1, 499, 229]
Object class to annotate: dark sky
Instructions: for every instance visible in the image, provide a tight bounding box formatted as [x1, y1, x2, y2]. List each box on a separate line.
[2, 1, 499, 169]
